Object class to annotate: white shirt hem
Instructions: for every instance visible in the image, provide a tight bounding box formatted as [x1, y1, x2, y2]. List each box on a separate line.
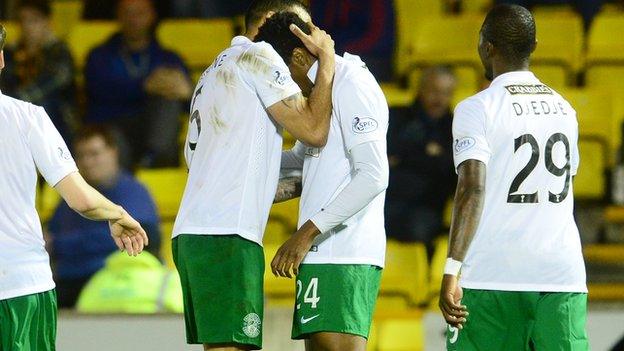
[172, 227, 262, 247]
[0, 282, 56, 301]
[460, 281, 588, 293]
[302, 257, 384, 268]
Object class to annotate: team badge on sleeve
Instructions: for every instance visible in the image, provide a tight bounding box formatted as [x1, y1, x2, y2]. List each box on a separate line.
[352, 116, 378, 134]
[454, 137, 476, 155]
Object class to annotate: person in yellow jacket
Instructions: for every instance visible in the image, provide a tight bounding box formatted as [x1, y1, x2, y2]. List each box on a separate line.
[77, 251, 183, 313]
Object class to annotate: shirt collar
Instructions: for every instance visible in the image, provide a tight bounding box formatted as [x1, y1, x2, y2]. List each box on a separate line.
[231, 35, 252, 46]
[306, 60, 319, 82]
[490, 71, 538, 86]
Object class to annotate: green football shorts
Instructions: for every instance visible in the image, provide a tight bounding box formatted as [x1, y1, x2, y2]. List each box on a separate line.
[0, 289, 57, 351]
[447, 289, 589, 351]
[292, 264, 382, 340]
[172, 234, 264, 349]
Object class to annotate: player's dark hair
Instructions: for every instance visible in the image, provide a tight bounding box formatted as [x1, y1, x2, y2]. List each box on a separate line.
[481, 4, 536, 64]
[0, 24, 6, 51]
[74, 125, 119, 150]
[245, 0, 307, 31]
[254, 11, 311, 65]
[18, 0, 52, 17]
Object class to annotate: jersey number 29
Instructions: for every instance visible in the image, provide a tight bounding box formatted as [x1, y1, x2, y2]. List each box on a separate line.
[508, 133, 571, 204]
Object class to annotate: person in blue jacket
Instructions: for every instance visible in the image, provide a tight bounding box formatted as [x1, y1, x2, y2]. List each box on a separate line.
[48, 125, 161, 308]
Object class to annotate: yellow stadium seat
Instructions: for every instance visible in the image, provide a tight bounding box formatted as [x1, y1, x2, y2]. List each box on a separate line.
[381, 241, 429, 305]
[377, 316, 425, 351]
[563, 89, 615, 160]
[532, 16, 584, 75]
[263, 244, 296, 297]
[67, 21, 117, 69]
[51, 0, 83, 38]
[263, 218, 291, 245]
[574, 139, 607, 200]
[136, 168, 187, 220]
[586, 66, 624, 91]
[393, 0, 443, 75]
[381, 83, 414, 108]
[37, 183, 61, 222]
[428, 236, 448, 301]
[160, 221, 175, 268]
[268, 198, 299, 233]
[588, 15, 624, 64]
[408, 16, 483, 72]
[462, 0, 492, 13]
[532, 66, 568, 90]
[157, 19, 233, 71]
[1, 21, 20, 46]
[367, 321, 378, 351]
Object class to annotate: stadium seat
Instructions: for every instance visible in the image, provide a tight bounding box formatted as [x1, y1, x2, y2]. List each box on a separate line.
[393, 0, 443, 75]
[462, 0, 492, 13]
[37, 183, 61, 222]
[428, 236, 448, 302]
[157, 19, 234, 71]
[136, 168, 188, 220]
[1, 22, 20, 46]
[381, 83, 414, 108]
[263, 218, 291, 245]
[67, 21, 117, 69]
[268, 198, 299, 234]
[586, 66, 624, 91]
[377, 316, 425, 351]
[587, 14, 624, 64]
[407, 16, 483, 72]
[51, 0, 83, 38]
[575, 139, 607, 200]
[160, 221, 175, 268]
[563, 89, 615, 161]
[381, 241, 429, 305]
[532, 16, 584, 76]
[531, 65, 568, 90]
[263, 244, 296, 297]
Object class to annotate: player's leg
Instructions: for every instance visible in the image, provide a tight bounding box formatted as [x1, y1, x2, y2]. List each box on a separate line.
[305, 332, 367, 351]
[292, 264, 382, 351]
[0, 289, 57, 351]
[173, 234, 264, 350]
[447, 289, 537, 351]
[531, 292, 589, 350]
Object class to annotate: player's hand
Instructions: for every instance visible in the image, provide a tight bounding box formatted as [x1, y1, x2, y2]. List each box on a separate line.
[439, 274, 468, 329]
[271, 220, 320, 278]
[109, 209, 149, 257]
[290, 21, 335, 59]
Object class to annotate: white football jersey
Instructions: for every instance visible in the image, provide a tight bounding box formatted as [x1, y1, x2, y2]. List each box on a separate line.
[172, 36, 300, 245]
[0, 91, 78, 300]
[453, 71, 586, 292]
[297, 54, 388, 268]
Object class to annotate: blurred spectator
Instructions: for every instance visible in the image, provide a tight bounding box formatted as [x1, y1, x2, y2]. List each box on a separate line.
[48, 126, 161, 308]
[76, 251, 183, 313]
[385, 66, 457, 258]
[494, 0, 603, 30]
[1, 0, 76, 143]
[310, 0, 395, 81]
[82, 0, 171, 19]
[84, 0, 192, 168]
[171, 0, 248, 18]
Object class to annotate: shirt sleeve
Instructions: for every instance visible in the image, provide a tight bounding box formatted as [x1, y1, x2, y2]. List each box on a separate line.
[452, 98, 491, 172]
[337, 76, 389, 153]
[309, 140, 389, 234]
[571, 120, 580, 176]
[26, 105, 78, 186]
[241, 42, 301, 108]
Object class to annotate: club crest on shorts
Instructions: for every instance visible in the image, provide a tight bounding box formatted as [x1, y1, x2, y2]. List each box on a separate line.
[242, 312, 261, 338]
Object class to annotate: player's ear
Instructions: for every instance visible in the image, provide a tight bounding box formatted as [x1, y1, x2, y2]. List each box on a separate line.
[291, 48, 308, 68]
[0, 50, 4, 70]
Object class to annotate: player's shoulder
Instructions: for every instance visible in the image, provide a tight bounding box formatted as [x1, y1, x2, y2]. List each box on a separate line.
[335, 53, 384, 98]
[455, 92, 487, 116]
[0, 93, 44, 117]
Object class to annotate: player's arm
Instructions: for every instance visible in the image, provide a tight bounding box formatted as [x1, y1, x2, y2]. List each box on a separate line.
[274, 142, 306, 203]
[267, 23, 335, 147]
[272, 141, 389, 277]
[54, 172, 149, 256]
[439, 98, 490, 329]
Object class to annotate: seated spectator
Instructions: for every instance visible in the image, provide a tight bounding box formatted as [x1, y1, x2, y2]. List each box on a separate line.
[84, 0, 192, 168]
[1, 0, 76, 143]
[82, 0, 171, 19]
[171, 0, 248, 18]
[76, 251, 183, 314]
[385, 66, 457, 259]
[48, 126, 161, 308]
